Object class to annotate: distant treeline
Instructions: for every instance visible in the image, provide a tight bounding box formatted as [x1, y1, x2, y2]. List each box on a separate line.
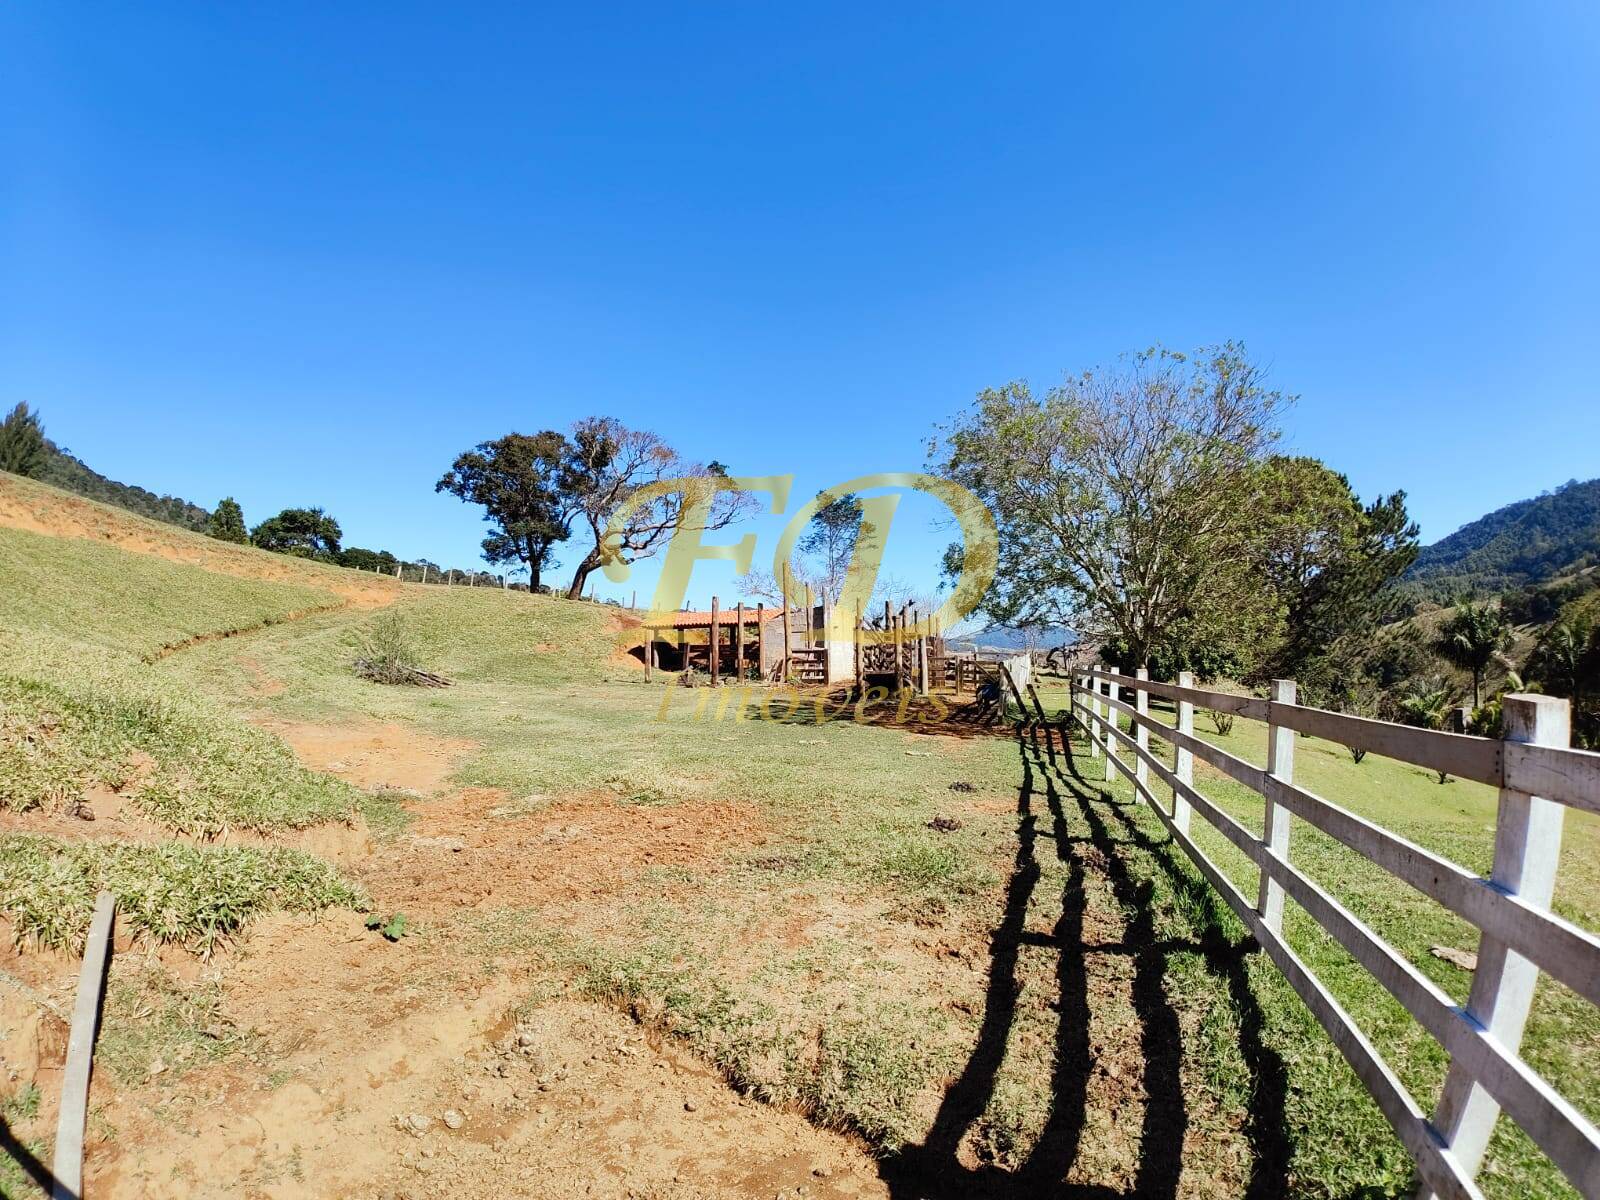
[39, 440, 212, 532]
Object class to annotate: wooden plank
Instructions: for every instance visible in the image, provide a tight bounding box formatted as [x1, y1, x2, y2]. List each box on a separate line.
[1504, 740, 1600, 818]
[1091, 667, 1269, 720]
[54, 890, 115, 1200]
[1273, 701, 1503, 792]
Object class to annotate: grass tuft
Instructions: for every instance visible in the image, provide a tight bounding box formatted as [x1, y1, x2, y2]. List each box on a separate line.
[0, 832, 364, 954]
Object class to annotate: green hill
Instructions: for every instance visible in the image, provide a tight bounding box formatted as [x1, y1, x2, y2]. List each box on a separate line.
[1404, 477, 1600, 598]
[37, 439, 211, 531]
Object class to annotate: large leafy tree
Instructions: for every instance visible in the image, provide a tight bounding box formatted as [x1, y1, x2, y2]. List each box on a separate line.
[558, 417, 750, 599]
[0, 402, 47, 478]
[1252, 456, 1418, 699]
[250, 507, 343, 559]
[436, 432, 571, 591]
[1434, 601, 1512, 708]
[934, 344, 1289, 670]
[206, 497, 250, 544]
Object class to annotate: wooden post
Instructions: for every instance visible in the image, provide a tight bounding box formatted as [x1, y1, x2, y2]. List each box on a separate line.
[645, 625, 654, 679]
[734, 602, 745, 682]
[781, 569, 792, 683]
[53, 891, 115, 1200]
[1134, 667, 1150, 800]
[854, 599, 863, 692]
[756, 603, 767, 680]
[1258, 679, 1297, 933]
[916, 607, 929, 696]
[709, 596, 721, 687]
[1174, 670, 1194, 836]
[1424, 694, 1571, 1196]
[896, 611, 908, 694]
[1102, 672, 1117, 784]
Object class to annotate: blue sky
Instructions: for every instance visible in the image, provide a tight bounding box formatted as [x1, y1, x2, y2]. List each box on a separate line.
[3, 3, 1596, 609]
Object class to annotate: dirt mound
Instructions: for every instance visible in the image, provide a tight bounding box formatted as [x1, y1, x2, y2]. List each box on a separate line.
[0, 473, 398, 608]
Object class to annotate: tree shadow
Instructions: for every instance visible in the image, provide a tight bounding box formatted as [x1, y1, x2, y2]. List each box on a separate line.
[878, 722, 1290, 1199]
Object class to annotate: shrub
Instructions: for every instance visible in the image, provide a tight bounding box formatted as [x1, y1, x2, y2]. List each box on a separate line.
[1208, 709, 1235, 736]
[355, 610, 424, 684]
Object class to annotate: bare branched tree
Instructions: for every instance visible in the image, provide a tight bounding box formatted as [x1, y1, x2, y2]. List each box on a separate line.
[562, 417, 754, 599]
[934, 344, 1290, 669]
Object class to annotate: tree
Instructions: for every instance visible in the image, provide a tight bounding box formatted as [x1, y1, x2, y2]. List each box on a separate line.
[1251, 456, 1418, 700]
[206, 497, 250, 544]
[339, 546, 399, 573]
[1434, 602, 1512, 708]
[1397, 680, 1458, 782]
[797, 492, 871, 604]
[251, 507, 343, 558]
[1526, 615, 1600, 748]
[0, 402, 47, 478]
[933, 344, 1289, 669]
[436, 432, 572, 591]
[558, 417, 751, 599]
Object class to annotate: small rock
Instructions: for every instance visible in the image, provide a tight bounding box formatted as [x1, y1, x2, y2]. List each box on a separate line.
[405, 1112, 434, 1135]
[517, 1029, 537, 1047]
[813, 1165, 832, 1178]
[147, 1056, 167, 1077]
[1431, 945, 1479, 971]
[683, 1100, 698, 1112]
[441, 1109, 465, 1130]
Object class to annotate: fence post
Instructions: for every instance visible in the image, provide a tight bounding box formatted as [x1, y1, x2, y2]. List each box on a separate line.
[1134, 667, 1150, 801]
[1422, 694, 1571, 1197]
[709, 596, 721, 687]
[1257, 678, 1297, 933]
[1085, 671, 1101, 759]
[1174, 670, 1194, 836]
[1101, 670, 1117, 784]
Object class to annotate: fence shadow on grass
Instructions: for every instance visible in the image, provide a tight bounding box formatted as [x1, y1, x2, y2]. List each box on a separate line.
[878, 722, 1291, 1199]
[711, 685, 1013, 740]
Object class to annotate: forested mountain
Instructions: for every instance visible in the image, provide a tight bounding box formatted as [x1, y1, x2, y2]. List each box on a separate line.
[36, 440, 211, 531]
[1403, 477, 1600, 598]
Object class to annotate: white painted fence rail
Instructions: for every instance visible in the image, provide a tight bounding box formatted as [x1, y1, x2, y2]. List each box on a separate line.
[1069, 666, 1600, 1200]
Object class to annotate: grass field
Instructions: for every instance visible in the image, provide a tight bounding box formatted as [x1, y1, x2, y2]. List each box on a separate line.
[2, 479, 1597, 1198]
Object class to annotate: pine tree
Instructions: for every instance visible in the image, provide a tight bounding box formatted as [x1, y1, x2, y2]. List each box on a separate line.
[0, 402, 47, 478]
[207, 496, 250, 544]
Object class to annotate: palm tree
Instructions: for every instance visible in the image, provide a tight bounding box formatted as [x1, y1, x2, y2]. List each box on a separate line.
[1398, 681, 1457, 782]
[1434, 602, 1512, 708]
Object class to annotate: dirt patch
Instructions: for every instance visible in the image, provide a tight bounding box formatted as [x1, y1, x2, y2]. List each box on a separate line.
[0, 473, 398, 609]
[87, 913, 888, 1200]
[367, 789, 765, 915]
[258, 718, 478, 795]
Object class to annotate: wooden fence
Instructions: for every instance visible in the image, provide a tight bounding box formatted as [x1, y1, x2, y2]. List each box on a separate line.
[1068, 666, 1600, 1200]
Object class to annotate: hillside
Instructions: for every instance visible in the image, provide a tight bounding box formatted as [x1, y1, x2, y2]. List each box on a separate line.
[1405, 476, 1600, 597]
[35, 440, 211, 531]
